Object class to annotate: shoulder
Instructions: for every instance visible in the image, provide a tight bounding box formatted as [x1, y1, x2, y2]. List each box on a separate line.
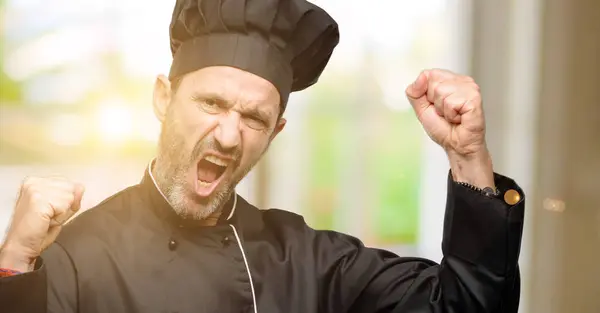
[258, 207, 366, 253]
[259, 207, 354, 236]
[55, 184, 142, 247]
[260, 208, 309, 230]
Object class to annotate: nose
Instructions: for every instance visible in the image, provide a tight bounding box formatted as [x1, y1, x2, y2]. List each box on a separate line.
[214, 112, 241, 152]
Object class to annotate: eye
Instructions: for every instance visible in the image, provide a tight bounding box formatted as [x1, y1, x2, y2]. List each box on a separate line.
[195, 97, 224, 114]
[204, 99, 217, 107]
[244, 115, 267, 131]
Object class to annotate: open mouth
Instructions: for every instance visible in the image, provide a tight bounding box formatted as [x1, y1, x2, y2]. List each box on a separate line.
[195, 155, 230, 197]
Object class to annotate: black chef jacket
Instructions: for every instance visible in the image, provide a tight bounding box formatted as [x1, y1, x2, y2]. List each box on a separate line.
[0, 167, 525, 313]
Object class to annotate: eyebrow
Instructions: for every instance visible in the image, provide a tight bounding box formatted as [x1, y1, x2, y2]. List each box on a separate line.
[239, 104, 273, 122]
[190, 91, 232, 107]
[192, 91, 274, 122]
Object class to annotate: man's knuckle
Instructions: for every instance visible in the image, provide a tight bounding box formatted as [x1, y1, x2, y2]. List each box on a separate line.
[28, 190, 44, 204]
[443, 97, 456, 108]
[470, 93, 482, 105]
[463, 75, 475, 82]
[64, 193, 76, 207]
[433, 84, 445, 95]
[21, 176, 38, 190]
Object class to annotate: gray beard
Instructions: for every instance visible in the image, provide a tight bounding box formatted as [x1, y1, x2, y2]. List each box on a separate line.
[153, 122, 254, 220]
[153, 147, 237, 221]
[166, 176, 233, 220]
[155, 150, 263, 220]
[153, 105, 273, 220]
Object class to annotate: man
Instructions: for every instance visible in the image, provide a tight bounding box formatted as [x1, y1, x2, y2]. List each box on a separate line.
[0, 0, 525, 312]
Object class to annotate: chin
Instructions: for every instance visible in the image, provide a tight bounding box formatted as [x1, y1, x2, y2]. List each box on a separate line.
[183, 206, 218, 220]
[188, 184, 232, 219]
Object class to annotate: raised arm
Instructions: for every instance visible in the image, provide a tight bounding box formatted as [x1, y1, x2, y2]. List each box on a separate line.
[317, 69, 524, 312]
[0, 176, 84, 312]
[316, 171, 524, 313]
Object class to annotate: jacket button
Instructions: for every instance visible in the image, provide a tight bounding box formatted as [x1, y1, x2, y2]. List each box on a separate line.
[504, 189, 521, 205]
[168, 239, 178, 251]
[222, 236, 231, 247]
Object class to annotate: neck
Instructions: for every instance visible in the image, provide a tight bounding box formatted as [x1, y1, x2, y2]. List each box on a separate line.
[198, 212, 222, 226]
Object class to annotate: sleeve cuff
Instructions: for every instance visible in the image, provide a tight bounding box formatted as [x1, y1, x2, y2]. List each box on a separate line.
[0, 257, 47, 312]
[442, 171, 525, 276]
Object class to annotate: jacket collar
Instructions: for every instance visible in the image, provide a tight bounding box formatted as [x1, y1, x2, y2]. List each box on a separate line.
[139, 160, 263, 235]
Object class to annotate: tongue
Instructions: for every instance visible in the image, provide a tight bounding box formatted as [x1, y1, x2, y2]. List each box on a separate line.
[197, 160, 223, 183]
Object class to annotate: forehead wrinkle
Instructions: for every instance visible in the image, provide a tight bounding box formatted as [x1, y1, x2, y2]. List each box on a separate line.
[192, 83, 277, 120]
[230, 87, 278, 117]
[189, 81, 233, 104]
[186, 68, 280, 117]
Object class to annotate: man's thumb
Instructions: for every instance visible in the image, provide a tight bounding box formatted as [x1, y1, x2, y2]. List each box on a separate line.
[405, 71, 428, 100]
[71, 184, 85, 212]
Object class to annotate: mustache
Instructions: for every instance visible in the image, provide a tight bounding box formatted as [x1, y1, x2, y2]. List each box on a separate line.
[190, 137, 241, 162]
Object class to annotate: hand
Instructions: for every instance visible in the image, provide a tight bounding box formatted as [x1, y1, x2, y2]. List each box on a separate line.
[0, 177, 84, 272]
[405, 69, 486, 155]
[406, 69, 494, 188]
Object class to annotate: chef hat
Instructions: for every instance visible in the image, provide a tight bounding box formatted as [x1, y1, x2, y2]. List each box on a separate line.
[168, 0, 340, 111]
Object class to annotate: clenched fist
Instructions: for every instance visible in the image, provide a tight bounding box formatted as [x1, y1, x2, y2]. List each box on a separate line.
[406, 69, 495, 189]
[406, 69, 486, 156]
[0, 177, 84, 272]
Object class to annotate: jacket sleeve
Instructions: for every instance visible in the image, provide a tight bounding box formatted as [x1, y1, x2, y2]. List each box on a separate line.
[317, 172, 524, 313]
[0, 243, 78, 313]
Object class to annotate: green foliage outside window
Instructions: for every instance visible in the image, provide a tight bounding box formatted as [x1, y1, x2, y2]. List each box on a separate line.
[303, 72, 422, 245]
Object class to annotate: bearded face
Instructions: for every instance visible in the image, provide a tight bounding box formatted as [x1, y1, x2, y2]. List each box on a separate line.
[151, 66, 286, 220]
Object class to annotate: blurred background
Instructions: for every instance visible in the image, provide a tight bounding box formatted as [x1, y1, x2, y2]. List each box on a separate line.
[0, 0, 598, 312]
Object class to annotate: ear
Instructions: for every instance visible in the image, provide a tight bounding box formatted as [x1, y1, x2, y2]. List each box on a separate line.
[152, 74, 172, 123]
[269, 117, 287, 141]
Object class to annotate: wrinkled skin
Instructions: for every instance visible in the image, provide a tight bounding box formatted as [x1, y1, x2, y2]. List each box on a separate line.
[151, 66, 286, 221]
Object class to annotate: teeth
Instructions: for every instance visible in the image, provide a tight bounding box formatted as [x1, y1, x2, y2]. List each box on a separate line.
[198, 180, 212, 187]
[204, 155, 229, 167]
